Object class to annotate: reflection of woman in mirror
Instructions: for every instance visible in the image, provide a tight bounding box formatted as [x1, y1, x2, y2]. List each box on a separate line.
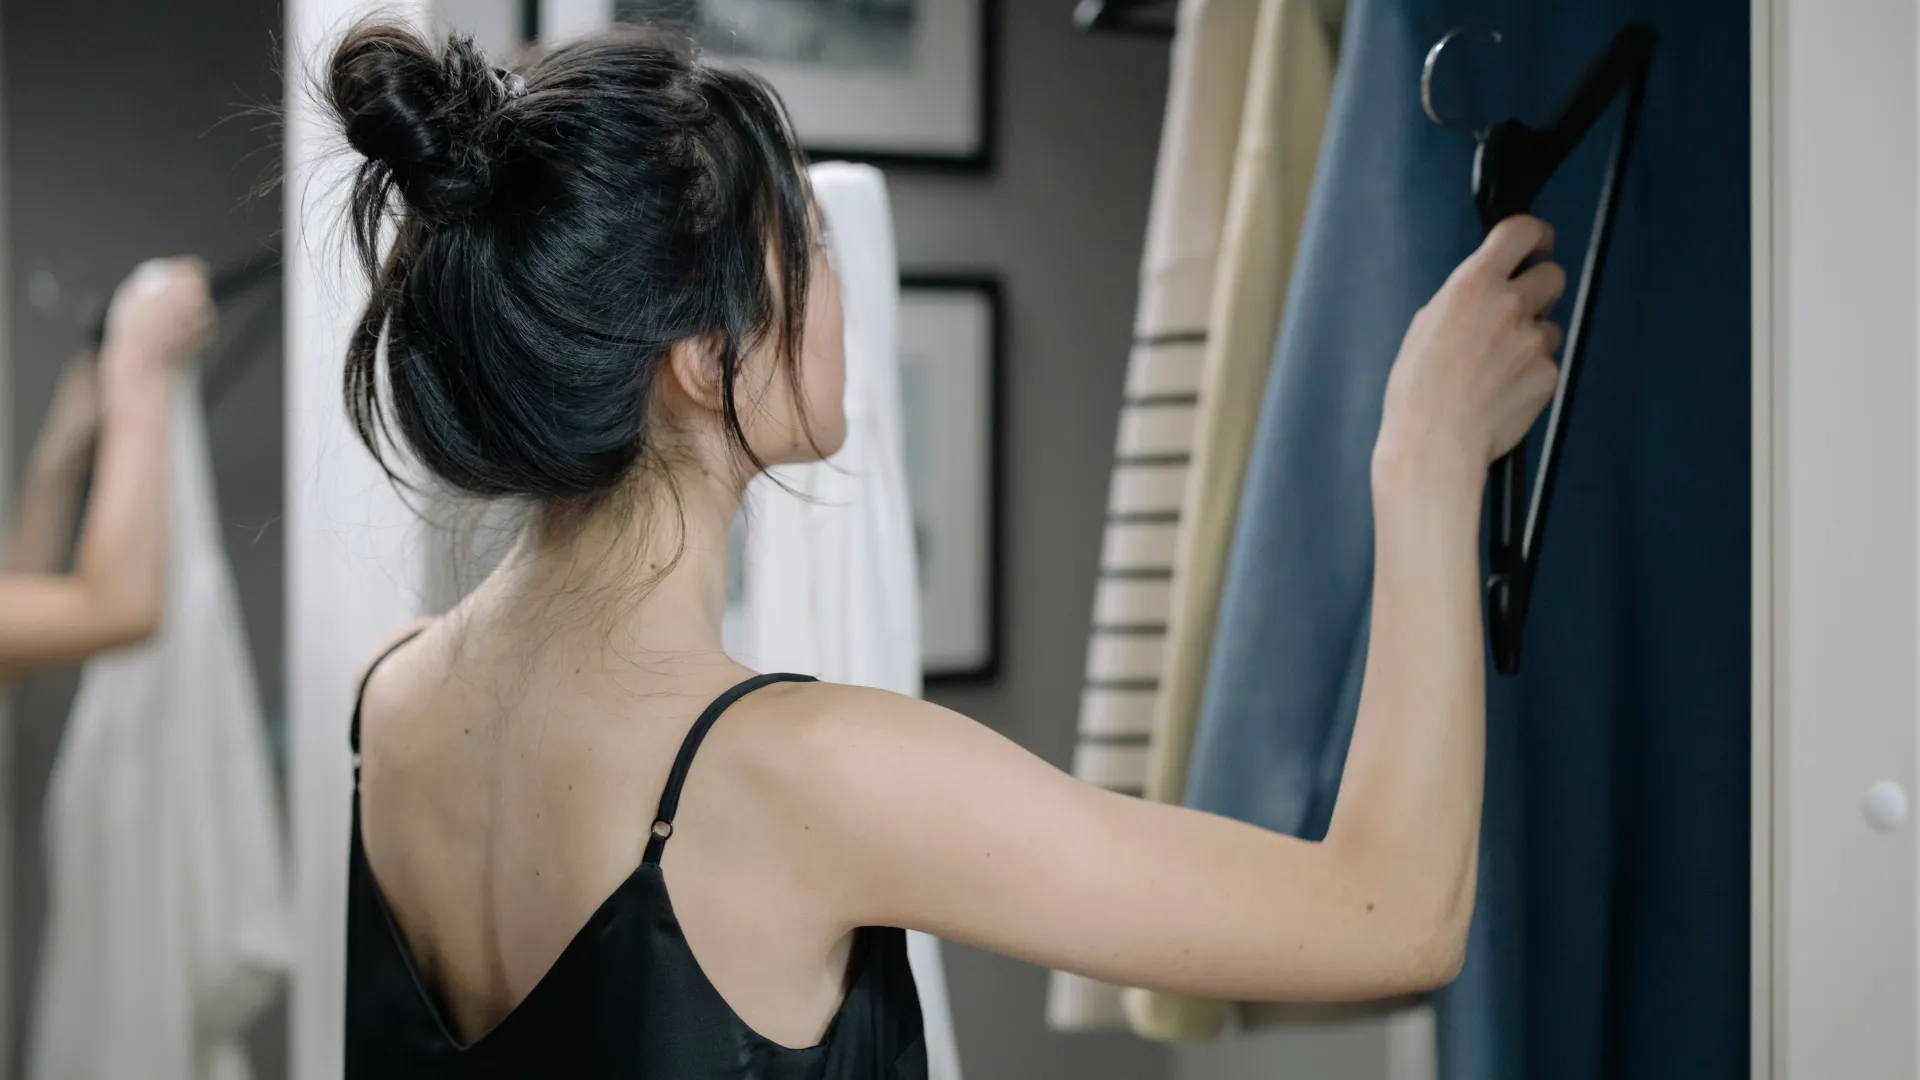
[0, 258, 212, 685]
[333, 21, 1562, 1077]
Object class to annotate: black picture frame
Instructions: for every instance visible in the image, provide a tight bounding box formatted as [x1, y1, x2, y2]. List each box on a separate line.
[900, 275, 1004, 683]
[527, 0, 998, 171]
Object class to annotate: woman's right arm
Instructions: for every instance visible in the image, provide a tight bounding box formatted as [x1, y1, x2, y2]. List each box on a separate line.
[0, 258, 212, 676]
[5, 355, 101, 576]
[772, 217, 1566, 1003]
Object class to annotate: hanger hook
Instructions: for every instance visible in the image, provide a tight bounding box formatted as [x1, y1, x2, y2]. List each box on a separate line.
[1422, 26, 1504, 129]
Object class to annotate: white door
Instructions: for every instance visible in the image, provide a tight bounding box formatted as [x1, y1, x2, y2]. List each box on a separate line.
[1756, 0, 1920, 1075]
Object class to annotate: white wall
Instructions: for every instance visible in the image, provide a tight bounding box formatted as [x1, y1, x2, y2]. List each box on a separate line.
[539, 0, 613, 45]
[434, 0, 522, 55]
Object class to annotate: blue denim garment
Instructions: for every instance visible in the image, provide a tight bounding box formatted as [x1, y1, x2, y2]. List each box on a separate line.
[1183, 0, 1749, 1075]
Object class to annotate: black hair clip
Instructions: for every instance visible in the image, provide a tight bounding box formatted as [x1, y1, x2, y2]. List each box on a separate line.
[1422, 23, 1658, 674]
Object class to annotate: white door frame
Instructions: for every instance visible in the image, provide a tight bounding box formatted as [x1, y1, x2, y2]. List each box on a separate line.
[1756, 0, 1920, 1075]
[284, 5, 432, 1080]
[1751, 0, 1774, 1071]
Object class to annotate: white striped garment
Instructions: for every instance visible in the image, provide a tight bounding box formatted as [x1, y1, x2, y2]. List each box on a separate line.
[1044, 0, 1267, 1033]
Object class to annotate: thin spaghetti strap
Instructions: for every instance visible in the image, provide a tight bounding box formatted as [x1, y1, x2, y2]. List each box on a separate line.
[350, 628, 428, 759]
[641, 672, 817, 866]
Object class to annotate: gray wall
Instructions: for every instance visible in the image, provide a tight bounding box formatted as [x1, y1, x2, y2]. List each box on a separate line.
[895, 4, 1171, 1078]
[3, 0, 286, 1074]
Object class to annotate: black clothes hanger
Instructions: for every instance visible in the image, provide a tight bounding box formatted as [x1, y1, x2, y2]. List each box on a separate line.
[1072, 0, 1176, 39]
[1422, 23, 1658, 675]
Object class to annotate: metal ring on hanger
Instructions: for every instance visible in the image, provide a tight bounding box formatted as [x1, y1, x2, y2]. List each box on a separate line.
[1422, 26, 1504, 129]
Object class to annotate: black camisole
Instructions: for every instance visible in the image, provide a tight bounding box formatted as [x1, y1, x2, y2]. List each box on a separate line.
[344, 637, 928, 1078]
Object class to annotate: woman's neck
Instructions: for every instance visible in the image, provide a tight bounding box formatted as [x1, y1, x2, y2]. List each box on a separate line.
[469, 461, 743, 664]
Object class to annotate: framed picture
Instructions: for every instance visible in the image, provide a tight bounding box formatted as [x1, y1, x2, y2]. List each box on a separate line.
[900, 276, 1002, 681]
[535, 0, 996, 169]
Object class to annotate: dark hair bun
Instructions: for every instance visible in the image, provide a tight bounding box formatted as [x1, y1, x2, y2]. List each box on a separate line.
[328, 25, 514, 218]
[329, 19, 820, 508]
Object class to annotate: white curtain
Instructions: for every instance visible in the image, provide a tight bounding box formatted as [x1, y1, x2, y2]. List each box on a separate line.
[729, 161, 964, 1080]
[31, 377, 291, 1080]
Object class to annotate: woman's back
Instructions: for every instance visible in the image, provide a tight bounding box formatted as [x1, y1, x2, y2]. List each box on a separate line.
[346, 614, 926, 1077]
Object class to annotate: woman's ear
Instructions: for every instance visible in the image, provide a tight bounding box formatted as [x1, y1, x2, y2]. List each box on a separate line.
[660, 333, 726, 415]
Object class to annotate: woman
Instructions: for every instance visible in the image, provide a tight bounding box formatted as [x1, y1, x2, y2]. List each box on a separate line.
[332, 22, 1565, 1079]
[0, 258, 212, 684]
